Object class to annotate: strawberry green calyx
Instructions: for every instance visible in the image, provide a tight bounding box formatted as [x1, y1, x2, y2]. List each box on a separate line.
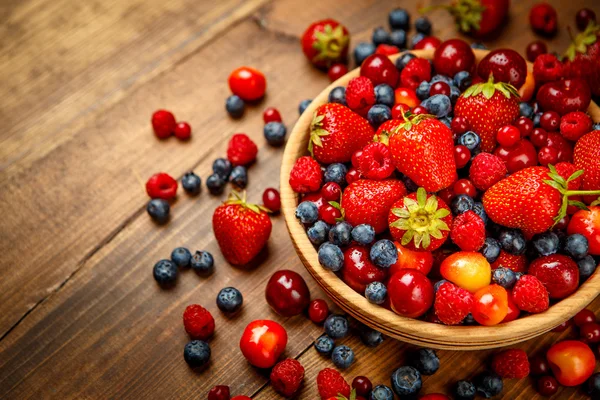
[225, 191, 271, 214]
[312, 24, 349, 64]
[334, 389, 357, 400]
[390, 187, 451, 249]
[308, 113, 330, 156]
[462, 75, 519, 100]
[421, 0, 486, 33]
[328, 200, 346, 222]
[565, 22, 600, 61]
[544, 165, 600, 224]
[393, 112, 436, 133]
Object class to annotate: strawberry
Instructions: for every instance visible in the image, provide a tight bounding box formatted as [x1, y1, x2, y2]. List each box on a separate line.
[388, 188, 453, 252]
[434, 281, 474, 325]
[422, 0, 510, 37]
[317, 368, 351, 400]
[309, 103, 375, 164]
[342, 179, 406, 234]
[574, 130, 600, 204]
[454, 76, 520, 152]
[386, 115, 457, 192]
[491, 349, 530, 379]
[212, 192, 272, 265]
[301, 19, 350, 69]
[563, 23, 600, 96]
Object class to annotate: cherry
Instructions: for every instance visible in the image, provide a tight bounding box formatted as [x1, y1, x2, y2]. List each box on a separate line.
[537, 376, 559, 396]
[576, 8, 596, 31]
[265, 270, 310, 317]
[240, 320, 287, 368]
[529, 3, 558, 36]
[451, 116, 470, 136]
[389, 242, 434, 276]
[412, 105, 428, 115]
[540, 111, 560, 131]
[502, 296, 521, 323]
[351, 150, 364, 168]
[478, 49, 527, 89]
[308, 299, 329, 323]
[437, 188, 455, 207]
[453, 179, 477, 197]
[319, 204, 342, 224]
[302, 192, 325, 213]
[263, 107, 282, 123]
[360, 54, 399, 87]
[545, 132, 573, 163]
[552, 319, 573, 332]
[530, 127, 548, 147]
[526, 40, 548, 62]
[538, 146, 559, 166]
[395, 87, 419, 108]
[433, 39, 475, 78]
[440, 251, 491, 293]
[514, 116, 533, 137]
[392, 103, 410, 119]
[493, 144, 513, 164]
[262, 188, 281, 212]
[352, 376, 373, 397]
[328, 63, 349, 82]
[228, 66, 267, 101]
[581, 322, 600, 344]
[174, 122, 192, 140]
[413, 36, 442, 50]
[574, 309, 597, 327]
[388, 269, 433, 318]
[342, 245, 388, 293]
[472, 284, 508, 326]
[346, 168, 361, 185]
[537, 79, 592, 116]
[375, 44, 401, 56]
[497, 125, 520, 148]
[553, 215, 569, 231]
[151, 109, 176, 139]
[530, 355, 551, 375]
[454, 145, 471, 169]
[430, 81, 451, 96]
[547, 340, 596, 386]
[208, 385, 231, 400]
[529, 254, 579, 299]
[506, 139, 537, 173]
[321, 182, 342, 201]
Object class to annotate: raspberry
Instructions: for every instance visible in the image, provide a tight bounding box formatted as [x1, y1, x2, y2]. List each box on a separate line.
[490, 250, 528, 273]
[400, 58, 432, 90]
[491, 349, 530, 379]
[450, 210, 486, 251]
[554, 162, 582, 190]
[533, 54, 564, 84]
[357, 142, 394, 180]
[560, 111, 592, 141]
[375, 44, 401, 56]
[227, 133, 258, 166]
[270, 359, 305, 397]
[151, 109, 176, 139]
[146, 172, 178, 200]
[183, 304, 215, 340]
[469, 153, 507, 191]
[346, 76, 375, 115]
[317, 368, 350, 400]
[289, 156, 323, 193]
[434, 282, 474, 325]
[512, 275, 549, 313]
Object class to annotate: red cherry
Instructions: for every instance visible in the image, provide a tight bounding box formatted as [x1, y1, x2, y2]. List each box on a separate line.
[351, 150, 364, 168]
[263, 107, 282, 124]
[360, 54, 399, 87]
[567, 206, 600, 255]
[574, 309, 597, 327]
[433, 39, 475, 77]
[328, 63, 349, 82]
[345, 168, 361, 185]
[437, 188, 455, 208]
[342, 245, 388, 293]
[526, 40, 548, 62]
[413, 36, 442, 50]
[540, 111, 560, 131]
[478, 49, 527, 89]
[266, 270, 310, 317]
[429, 81, 451, 97]
[308, 299, 329, 323]
[537, 376, 559, 396]
[530, 355, 551, 376]
[451, 116, 470, 136]
[530, 127, 548, 147]
[174, 122, 192, 140]
[388, 269, 434, 318]
[453, 179, 477, 197]
[395, 87, 419, 108]
[389, 242, 434, 276]
[537, 79, 592, 116]
[497, 125, 520, 148]
[392, 103, 410, 119]
[580, 322, 600, 344]
[262, 188, 281, 212]
[208, 386, 231, 400]
[538, 146, 559, 166]
[545, 132, 573, 163]
[529, 254, 579, 299]
[454, 145, 471, 169]
[302, 192, 325, 213]
[552, 319, 573, 332]
[502, 296, 521, 323]
[412, 105, 428, 115]
[151, 109, 176, 139]
[320, 204, 342, 224]
[240, 320, 287, 368]
[546, 340, 595, 386]
[576, 8, 597, 31]
[529, 3, 558, 36]
[493, 144, 513, 164]
[506, 139, 538, 173]
[321, 182, 342, 201]
[514, 116, 534, 137]
[228, 66, 267, 101]
[352, 376, 373, 397]
[553, 215, 569, 231]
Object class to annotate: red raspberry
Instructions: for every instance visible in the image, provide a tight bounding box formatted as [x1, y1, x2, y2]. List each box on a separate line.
[289, 156, 323, 193]
[270, 359, 305, 397]
[151, 109, 176, 139]
[450, 211, 486, 251]
[375, 44, 401, 56]
[434, 282, 474, 325]
[492, 349, 530, 379]
[469, 153, 507, 191]
[174, 122, 192, 140]
[227, 133, 258, 166]
[183, 304, 215, 340]
[207, 386, 230, 400]
[560, 111, 592, 141]
[146, 172, 178, 200]
[533, 54, 564, 84]
[554, 162, 582, 190]
[317, 368, 350, 400]
[400, 58, 432, 90]
[491, 250, 528, 273]
[357, 142, 394, 180]
[346, 76, 375, 115]
[512, 275, 549, 313]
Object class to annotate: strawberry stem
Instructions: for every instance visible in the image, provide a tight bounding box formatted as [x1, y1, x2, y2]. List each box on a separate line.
[225, 191, 271, 214]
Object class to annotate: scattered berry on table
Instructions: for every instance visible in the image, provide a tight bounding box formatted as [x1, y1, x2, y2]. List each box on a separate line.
[225, 95, 245, 119]
[365, 281, 387, 304]
[181, 172, 201, 195]
[296, 201, 319, 224]
[301, 19, 349, 68]
[370, 384, 394, 400]
[580, 322, 600, 344]
[262, 188, 280, 212]
[391, 366, 422, 397]
[354, 42, 376, 66]
[352, 376, 373, 397]
[264, 122, 287, 146]
[183, 304, 215, 340]
[308, 299, 329, 323]
[329, 221, 353, 246]
[475, 372, 503, 398]
[317, 368, 351, 400]
[328, 86, 347, 105]
[171, 247, 192, 268]
[389, 8, 410, 30]
[537, 375, 558, 396]
[207, 385, 230, 400]
[298, 99, 312, 115]
[410, 348, 439, 375]
[263, 107, 282, 124]
[151, 109, 176, 139]
[359, 325, 384, 347]
[229, 165, 248, 189]
[352, 224, 375, 245]
[318, 243, 344, 271]
[183, 340, 211, 368]
[529, 355, 550, 376]
[492, 267, 517, 289]
[270, 359, 305, 397]
[328, 63, 348, 82]
[146, 172, 178, 200]
[491, 348, 530, 379]
[153, 259, 177, 286]
[415, 16, 432, 35]
[190, 250, 214, 275]
[307, 221, 330, 245]
[174, 122, 191, 140]
[213, 158, 233, 180]
[434, 281, 473, 325]
[227, 133, 258, 166]
[370, 239, 397, 268]
[228, 66, 266, 101]
[239, 320, 287, 368]
[265, 270, 310, 317]
[324, 314, 349, 339]
[289, 156, 323, 193]
[372, 27, 391, 46]
[454, 380, 476, 400]
[450, 210, 485, 251]
[331, 345, 355, 369]
[314, 334, 335, 355]
[586, 372, 600, 397]
[147, 199, 170, 224]
[576, 8, 597, 31]
[529, 3, 558, 36]
[206, 174, 226, 195]
[512, 275, 549, 313]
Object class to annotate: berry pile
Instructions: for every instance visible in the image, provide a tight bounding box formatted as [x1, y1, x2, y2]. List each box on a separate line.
[152, 246, 214, 286]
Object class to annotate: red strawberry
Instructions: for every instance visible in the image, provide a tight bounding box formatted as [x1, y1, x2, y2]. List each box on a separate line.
[490, 250, 528, 273]
[301, 19, 350, 69]
[212, 192, 272, 265]
[563, 23, 600, 96]
[388, 188, 452, 252]
[317, 368, 350, 400]
[423, 0, 510, 37]
[342, 179, 406, 234]
[492, 349, 530, 379]
[309, 103, 375, 164]
[454, 76, 520, 152]
[511, 275, 549, 313]
[574, 130, 600, 204]
[434, 281, 474, 325]
[386, 115, 457, 192]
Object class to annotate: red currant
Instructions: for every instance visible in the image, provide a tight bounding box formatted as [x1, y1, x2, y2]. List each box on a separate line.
[228, 66, 267, 101]
[529, 355, 550, 375]
[438, 188, 455, 206]
[151, 109, 176, 139]
[321, 182, 342, 202]
[454, 145, 471, 169]
[346, 168, 361, 185]
[574, 309, 596, 327]
[307, 299, 329, 323]
[263, 107, 282, 124]
[506, 139, 538, 173]
[429, 81, 451, 96]
[530, 128, 548, 147]
[526, 40, 547, 62]
[262, 188, 281, 212]
[453, 179, 477, 197]
[538, 146, 559, 166]
[208, 385, 231, 400]
[174, 122, 191, 140]
[146, 172, 178, 200]
[451, 116, 470, 135]
[540, 111, 560, 132]
[352, 376, 373, 397]
[537, 376, 558, 396]
[514, 116, 533, 137]
[351, 150, 364, 168]
[545, 132, 574, 163]
[328, 63, 349, 82]
[580, 322, 600, 344]
[576, 8, 596, 31]
[553, 215, 569, 231]
[497, 125, 520, 147]
[320, 204, 342, 224]
[392, 103, 410, 120]
[412, 105, 428, 115]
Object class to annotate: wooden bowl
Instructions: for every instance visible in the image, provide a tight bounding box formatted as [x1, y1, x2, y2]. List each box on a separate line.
[281, 49, 600, 350]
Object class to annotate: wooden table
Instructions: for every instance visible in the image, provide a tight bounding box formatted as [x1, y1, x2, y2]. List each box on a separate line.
[0, 0, 598, 398]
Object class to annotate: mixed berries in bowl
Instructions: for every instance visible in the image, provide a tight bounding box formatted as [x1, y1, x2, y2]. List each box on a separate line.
[280, 45, 600, 350]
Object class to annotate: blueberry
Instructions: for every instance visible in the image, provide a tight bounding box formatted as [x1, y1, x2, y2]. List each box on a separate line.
[318, 243, 344, 271]
[433, 279, 449, 293]
[153, 259, 178, 286]
[370, 239, 398, 268]
[389, 8, 410, 30]
[421, 94, 451, 118]
[431, 74, 454, 86]
[410, 33, 426, 49]
[329, 86, 347, 105]
[463, 313, 477, 325]
[415, 16, 432, 35]
[471, 42, 487, 49]
[171, 247, 192, 268]
[416, 81, 431, 100]
[182, 172, 202, 195]
[354, 42, 376, 66]
[454, 71, 472, 92]
[365, 281, 387, 304]
[296, 201, 319, 224]
[391, 366, 422, 396]
[472, 202, 488, 224]
[564, 233, 589, 259]
[331, 345, 355, 369]
[410, 348, 439, 375]
[515, 272, 524, 281]
[492, 267, 517, 289]
[352, 224, 376, 245]
[225, 95, 245, 119]
[216, 287, 243, 313]
[593, 122, 600, 131]
[533, 231, 560, 256]
[314, 334, 335, 355]
[298, 99, 312, 115]
[190, 250, 214, 275]
[147, 199, 170, 224]
[389, 30, 407, 49]
[229, 165, 248, 188]
[307, 221, 330, 246]
[370, 385, 394, 400]
[206, 173, 226, 195]
[475, 372, 503, 398]
[449, 85, 461, 104]
[183, 340, 211, 368]
[519, 102, 534, 118]
[367, 104, 392, 128]
[375, 84, 395, 107]
[264, 122, 287, 146]
[454, 380, 476, 400]
[212, 158, 233, 179]
[372, 27, 390, 46]
[359, 325, 384, 347]
[586, 372, 600, 397]
[533, 112, 542, 127]
[498, 229, 527, 255]
[395, 52, 416, 72]
[324, 163, 348, 185]
[578, 255, 597, 281]
[451, 195, 475, 215]
[402, 176, 419, 193]
[458, 131, 481, 151]
[324, 314, 349, 339]
[439, 116, 452, 129]
[329, 221, 353, 246]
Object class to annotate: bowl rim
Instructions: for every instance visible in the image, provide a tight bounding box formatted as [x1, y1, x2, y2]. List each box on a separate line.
[280, 48, 600, 350]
